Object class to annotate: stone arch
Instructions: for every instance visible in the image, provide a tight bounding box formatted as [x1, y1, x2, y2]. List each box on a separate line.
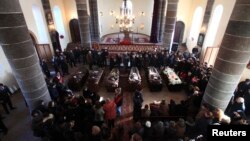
[29, 30, 38, 45]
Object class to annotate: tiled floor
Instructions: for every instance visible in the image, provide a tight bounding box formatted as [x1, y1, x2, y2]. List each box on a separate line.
[0, 65, 187, 141]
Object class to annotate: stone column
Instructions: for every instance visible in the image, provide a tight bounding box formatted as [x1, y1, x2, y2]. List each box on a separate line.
[200, 0, 215, 60]
[200, 0, 215, 35]
[75, 0, 91, 49]
[41, 0, 61, 52]
[41, 0, 54, 25]
[89, 0, 100, 42]
[162, 0, 178, 50]
[158, 0, 167, 42]
[203, 0, 250, 111]
[0, 0, 51, 111]
[150, 0, 162, 43]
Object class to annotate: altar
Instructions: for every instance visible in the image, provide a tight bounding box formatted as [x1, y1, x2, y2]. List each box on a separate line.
[93, 32, 162, 53]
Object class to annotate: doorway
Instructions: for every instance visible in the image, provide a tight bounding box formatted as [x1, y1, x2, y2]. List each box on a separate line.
[50, 30, 62, 52]
[173, 21, 185, 44]
[29, 31, 52, 61]
[69, 19, 81, 43]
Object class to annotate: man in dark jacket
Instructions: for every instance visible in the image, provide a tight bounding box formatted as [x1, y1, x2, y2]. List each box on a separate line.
[40, 59, 51, 78]
[0, 83, 16, 114]
[133, 89, 144, 121]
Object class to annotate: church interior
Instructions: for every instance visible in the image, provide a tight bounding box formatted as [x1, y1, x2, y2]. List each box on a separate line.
[0, 0, 250, 140]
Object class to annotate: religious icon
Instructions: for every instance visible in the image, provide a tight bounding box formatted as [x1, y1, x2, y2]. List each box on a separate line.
[47, 12, 54, 25]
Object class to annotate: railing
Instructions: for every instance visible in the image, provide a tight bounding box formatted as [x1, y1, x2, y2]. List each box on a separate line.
[95, 44, 163, 52]
[66, 42, 163, 53]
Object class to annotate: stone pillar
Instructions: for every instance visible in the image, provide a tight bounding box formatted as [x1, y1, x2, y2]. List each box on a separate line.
[203, 0, 250, 111]
[200, 0, 215, 35]
[158, 0, 167, 42]
[89, 0, 100, 42]
[200, 0, 215, 60]
[41, 0, 55, 28]
[162, 0, 178, 50]
[41, 0, 61, 52]
[75, 0, 91, 49]
[0, 0, 51, 111]
[150, 0, 162, 43]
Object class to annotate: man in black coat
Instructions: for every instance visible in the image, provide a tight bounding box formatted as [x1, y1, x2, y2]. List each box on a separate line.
[133, 89, 144, 121]
[83, 87, 100, 104]
[40, 59, 51, 78]
[235, 79, 250, 98]
[0, 83, 16, 114]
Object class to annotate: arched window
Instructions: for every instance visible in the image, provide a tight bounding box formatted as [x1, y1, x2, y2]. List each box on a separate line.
[187, 7, 203, 49]
[32, 5, 49, 43]
[174, 21, 185, 43]
[53, 6, 66, 39]
[203, 5, 223, 47]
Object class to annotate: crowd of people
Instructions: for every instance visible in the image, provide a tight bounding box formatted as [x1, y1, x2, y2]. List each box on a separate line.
[35, 49, 124, 141]
[41, 47, 195, 76]
[30, 85, 123, 141]
[127, 53, 250, 141]
[1, 46, 250, 140]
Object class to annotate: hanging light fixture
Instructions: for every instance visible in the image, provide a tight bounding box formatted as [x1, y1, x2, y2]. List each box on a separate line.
[116, 0, 135, 32]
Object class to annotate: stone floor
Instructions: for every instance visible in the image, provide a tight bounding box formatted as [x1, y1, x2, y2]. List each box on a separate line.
[0, 65, 187, 141]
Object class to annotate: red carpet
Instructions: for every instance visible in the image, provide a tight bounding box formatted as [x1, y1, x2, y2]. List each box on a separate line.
[121, 92, 133, 118]
[115, 70, 150, 141]
[118, 91, 133, 141]
[114, 72, 134, 141]
[119, 72, 133, 120]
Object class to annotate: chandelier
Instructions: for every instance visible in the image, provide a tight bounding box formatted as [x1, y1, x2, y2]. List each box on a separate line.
[116, 0, 135, 32]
